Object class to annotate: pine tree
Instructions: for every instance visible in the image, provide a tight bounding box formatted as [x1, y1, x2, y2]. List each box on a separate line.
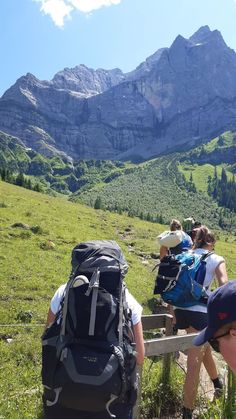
[94, 196, 102, 210]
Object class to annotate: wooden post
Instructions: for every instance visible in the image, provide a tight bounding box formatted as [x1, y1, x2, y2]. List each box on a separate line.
[161, 314, 173, 387]
[133, 314, 197, 419]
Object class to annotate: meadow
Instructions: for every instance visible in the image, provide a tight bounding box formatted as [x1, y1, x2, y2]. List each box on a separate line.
[0, 180, 236, 418]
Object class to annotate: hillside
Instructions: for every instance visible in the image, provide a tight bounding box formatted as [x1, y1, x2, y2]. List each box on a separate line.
[72, 131, 236, 231]
[0, 181, 160, 418]
[1, 181, 236, 418]
[2, 26, 236, 161]
[0, 130, 131, 194]
[1, 129, 236, 231]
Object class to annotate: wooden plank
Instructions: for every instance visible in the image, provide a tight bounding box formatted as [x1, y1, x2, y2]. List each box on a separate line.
[141, 314, 173, 330]
[144, 333, 197, 356]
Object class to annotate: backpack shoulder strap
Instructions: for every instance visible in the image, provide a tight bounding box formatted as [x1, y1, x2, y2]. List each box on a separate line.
[200, 251, 214, 261]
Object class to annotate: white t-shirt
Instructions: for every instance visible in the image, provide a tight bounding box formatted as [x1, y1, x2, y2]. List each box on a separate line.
[51, 283, 142, 325]
[176, 248, 225, 313]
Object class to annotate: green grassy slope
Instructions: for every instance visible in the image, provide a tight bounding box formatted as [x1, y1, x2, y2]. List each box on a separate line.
[178, 131, 236, 192]
[0, 180, 162, 418]
[0, 181, 236, 418]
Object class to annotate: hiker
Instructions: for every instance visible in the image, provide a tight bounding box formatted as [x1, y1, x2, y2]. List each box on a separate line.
[42, 240, 145, 419]
[158, 219, 192, 329]
[159, 219, 192, 259]
[193, 281, 236, 375]
[182, 217, 202, 241]
[173, 226, 228, 419]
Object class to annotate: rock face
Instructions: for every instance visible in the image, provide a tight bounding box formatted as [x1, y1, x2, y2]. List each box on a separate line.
[1, 26, 236, 161]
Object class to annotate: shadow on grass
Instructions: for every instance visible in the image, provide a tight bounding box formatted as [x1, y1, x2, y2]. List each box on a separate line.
[36, 406, 44, 419]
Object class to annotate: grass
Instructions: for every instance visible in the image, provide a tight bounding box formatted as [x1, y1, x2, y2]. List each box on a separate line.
[0, 180, 236, 418]
[179, 162, 234, 193]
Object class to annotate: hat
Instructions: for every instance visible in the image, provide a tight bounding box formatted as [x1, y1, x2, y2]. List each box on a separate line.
[157, 230, 183, 248]
[193, 281, 236, 346]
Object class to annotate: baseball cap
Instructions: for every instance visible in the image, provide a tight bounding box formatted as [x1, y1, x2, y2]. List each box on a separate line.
[193, 281, 236, 346]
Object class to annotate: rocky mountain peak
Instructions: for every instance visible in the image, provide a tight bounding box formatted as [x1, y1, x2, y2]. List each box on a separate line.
[2, 72, 49, 106]
[126, 47, 167, 80]
[52, 64, 124, 96]
[189, 25, 211, 43]
[170, 34, 189, 48]
[190, 25, 226, 48]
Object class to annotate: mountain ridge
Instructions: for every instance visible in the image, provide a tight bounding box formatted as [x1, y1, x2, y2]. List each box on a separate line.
[1, 26, 236, 161]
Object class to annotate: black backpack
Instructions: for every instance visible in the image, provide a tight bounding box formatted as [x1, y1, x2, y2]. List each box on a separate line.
[42, 240, 138, 417]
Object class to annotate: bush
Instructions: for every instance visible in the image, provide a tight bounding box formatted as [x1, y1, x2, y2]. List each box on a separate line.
[30, 225, 43, 234]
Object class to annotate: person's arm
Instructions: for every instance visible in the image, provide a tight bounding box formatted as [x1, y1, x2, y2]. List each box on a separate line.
[160, 245, 168, 260]
[215, 261, 228, 286]
[133, 321, 145, 365]
[45, 308, 56, 330]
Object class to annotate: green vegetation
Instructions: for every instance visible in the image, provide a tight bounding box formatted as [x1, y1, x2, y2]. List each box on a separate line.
[75, 154, 236, 231]
[207, 167, 236, 213]
[1, 129, 236, 231]
[1, 181, 236, 418]
[0, 130, 132, 195]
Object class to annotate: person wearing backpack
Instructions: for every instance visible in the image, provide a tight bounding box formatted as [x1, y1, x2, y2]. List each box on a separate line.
[42, 240, 145, 419]
[159, 219, 193, 259]
[173, 226, 228, 419]
[159, 219, 193, 331]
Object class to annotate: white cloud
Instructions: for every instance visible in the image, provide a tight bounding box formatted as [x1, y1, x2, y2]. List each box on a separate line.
[69, 0, 121, 14]
[35, 0, 122, 27]
[39, 0, 73, 27]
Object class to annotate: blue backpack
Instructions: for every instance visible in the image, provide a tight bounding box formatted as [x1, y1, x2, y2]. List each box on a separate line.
[153, 251, 213, 308]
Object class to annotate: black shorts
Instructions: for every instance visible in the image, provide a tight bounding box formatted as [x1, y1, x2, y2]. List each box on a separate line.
[174, 309, 207, 331]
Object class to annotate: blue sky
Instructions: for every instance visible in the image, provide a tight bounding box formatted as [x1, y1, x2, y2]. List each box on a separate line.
[0, 0, 236, 97]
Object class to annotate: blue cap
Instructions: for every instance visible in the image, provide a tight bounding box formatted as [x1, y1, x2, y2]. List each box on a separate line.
[193, 281, 236, 346]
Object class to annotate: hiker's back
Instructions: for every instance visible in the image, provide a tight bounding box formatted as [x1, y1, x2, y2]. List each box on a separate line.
[42, 240, 143, 419]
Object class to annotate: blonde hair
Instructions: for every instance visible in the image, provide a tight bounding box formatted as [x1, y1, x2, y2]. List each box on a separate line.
[193, 225, 216, 249]
[170, 219, 182, 231]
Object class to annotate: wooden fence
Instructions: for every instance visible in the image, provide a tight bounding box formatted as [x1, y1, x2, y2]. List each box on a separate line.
[134, 313, 198, 418]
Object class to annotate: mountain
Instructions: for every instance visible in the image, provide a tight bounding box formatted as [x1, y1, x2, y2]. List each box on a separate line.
[1, 26, 236, 161]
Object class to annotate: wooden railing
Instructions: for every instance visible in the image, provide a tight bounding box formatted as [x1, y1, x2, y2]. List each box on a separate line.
[134, 313, 198, 418]
[142, 314, 197, 356]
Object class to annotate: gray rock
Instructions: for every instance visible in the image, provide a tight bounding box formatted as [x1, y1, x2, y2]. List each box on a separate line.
[1, 26, 236, 161]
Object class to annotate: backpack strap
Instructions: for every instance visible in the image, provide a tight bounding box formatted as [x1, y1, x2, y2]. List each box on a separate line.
[60, 278, 73, 337]
[200, 251, 214, 261]
[195, 251, 214, 286]
[87, 268, 100, 336]
[118, 274, 125, 346]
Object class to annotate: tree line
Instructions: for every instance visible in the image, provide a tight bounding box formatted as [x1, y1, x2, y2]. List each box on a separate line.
[94, 196, 165, 224]
[208, 168, 236, 213]
[0, 168, 42, 192]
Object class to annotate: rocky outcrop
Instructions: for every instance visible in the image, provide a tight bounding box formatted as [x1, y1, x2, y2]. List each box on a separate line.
[52, 65, 125, 96]
[1, 26, 236, 161]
